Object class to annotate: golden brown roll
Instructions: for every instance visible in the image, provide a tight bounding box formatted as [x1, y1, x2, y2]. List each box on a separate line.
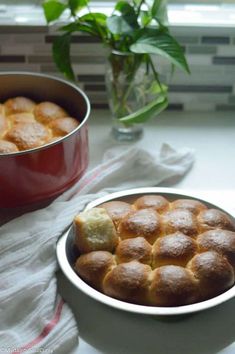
[75, 251, 115, 291]
[116, 237, 152, 265]
[149, 265, 198, 306]
[103, 261, 151, 304]
[99, 201, 133, 227]
[152, 232, 197, 268]
[197, 229, 235, 268]
[74, 208, 119, 254]
[171, 198, 207, 215]
[47, 136, 61, 144]
[0, 114, 8, 137]
[6, 121, 50, 151]
[34, 101, 67, 124]
[0, 139, 19, 153]
[187, 251, 234, 300]
[134, 195, 169, 213]
[0, 96, 80, 153]
[198, 209, 235, 232]
[4, 96, 36, 115]
[118, 208, 162, 244]
[74, 194, 235, 307]
[49, 117, 79, 136]
[8, 113, 35, 125]
[163, 209, 198, 237]
[0, 103, 5, 114]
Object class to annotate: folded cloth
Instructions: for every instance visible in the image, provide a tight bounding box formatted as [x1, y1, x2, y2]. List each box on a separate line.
[0, 143, 194, 354]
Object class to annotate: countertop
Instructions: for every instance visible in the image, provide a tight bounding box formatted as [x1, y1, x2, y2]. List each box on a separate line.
[57, 109, 235, 354]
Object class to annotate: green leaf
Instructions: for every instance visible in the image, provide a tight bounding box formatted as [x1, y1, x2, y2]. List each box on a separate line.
[68, 0, 88, 16]
[151, 0, 168, 25]
[60, 21, 99, 35]
[115, 1, 139, 29]
[119, 95, 168, 124]
[80, 12, 107, 27]
[43, 0, 67, 23]
[140, 10, 152, 27]
[107, 15, 133, 34]
[52, 33, 75, 81]
[130, 32, 190, 73]
[149, 81, 168, 95]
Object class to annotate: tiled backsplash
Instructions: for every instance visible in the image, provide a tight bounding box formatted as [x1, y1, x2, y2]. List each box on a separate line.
[0, 4, 235, 112]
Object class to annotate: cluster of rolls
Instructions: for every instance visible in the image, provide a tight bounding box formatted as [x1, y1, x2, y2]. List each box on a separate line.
[0, 96, 79, 153]
[73, 195, 235, 307]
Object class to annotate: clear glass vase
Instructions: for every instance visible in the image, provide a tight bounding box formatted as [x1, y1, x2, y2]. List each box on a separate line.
[105, 51, 153, 142]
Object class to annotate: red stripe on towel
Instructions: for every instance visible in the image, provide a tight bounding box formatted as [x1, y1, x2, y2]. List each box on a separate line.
[13, 298, 64, 354]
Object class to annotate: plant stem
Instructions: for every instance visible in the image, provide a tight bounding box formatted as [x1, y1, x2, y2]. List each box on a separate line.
[148, 56, 164, 94]
[136, 0, 145, 17]
[86, 3, 107, 44]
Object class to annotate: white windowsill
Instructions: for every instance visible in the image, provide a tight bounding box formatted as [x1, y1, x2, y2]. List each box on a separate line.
[0, 3, 234, 27]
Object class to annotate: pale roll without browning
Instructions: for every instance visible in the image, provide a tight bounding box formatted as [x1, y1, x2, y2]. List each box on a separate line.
[74, 208, 119, 254]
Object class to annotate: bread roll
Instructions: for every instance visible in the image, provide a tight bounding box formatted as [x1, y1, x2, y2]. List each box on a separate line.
[0, 96, 79, 153]
[4, 96, 36, 115]
[74, 195, 235, 307]
[149, 265, 198, 306]
[187, 251, 234, 299]
[152, 232, 197, 268]
[99, 201, 133, 226]
[134, 195, 169, 213]
[6, 121, 50, 151]
[103, 261, 151, 304]
[116, 237, 152, 265]
[49, 117, 79, 136]
[118, 208, 162, 244]
[0, 114, 8, 137]
[74, 208, 118, 254]
[198, 209, 235, 232]
[0, 103, 5, 115]
[8, 113, 35, 125]
[197, 229, 235, 268]
[75, 251, 115, 291]
[171, 198, 207, 215]
[34, 101, 67, 124]
[163, 209, 198, 237]
[0, 139, 19, 153]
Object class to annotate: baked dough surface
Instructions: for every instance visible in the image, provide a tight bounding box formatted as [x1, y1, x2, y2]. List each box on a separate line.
[74, 195, 235, 306]
[0, 96, 79, 153]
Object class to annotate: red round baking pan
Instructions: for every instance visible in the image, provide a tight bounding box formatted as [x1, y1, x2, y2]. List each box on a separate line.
[0, 72, 90, 208]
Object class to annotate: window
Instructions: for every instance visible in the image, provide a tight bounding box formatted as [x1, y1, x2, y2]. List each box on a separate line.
[0, 0, 234, 4]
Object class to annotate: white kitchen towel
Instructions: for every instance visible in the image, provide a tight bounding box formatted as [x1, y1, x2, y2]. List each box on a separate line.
[0, 143, 194, 354]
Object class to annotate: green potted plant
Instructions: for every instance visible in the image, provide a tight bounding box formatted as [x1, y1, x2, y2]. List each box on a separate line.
[43, 0, 189, 141]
